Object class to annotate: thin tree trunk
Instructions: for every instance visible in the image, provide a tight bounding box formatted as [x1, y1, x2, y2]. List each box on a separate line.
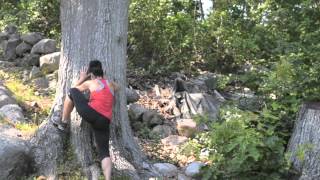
[30, 0, 155, 179]
[199, 0, 205, 20]
[287, 102, 320, 180]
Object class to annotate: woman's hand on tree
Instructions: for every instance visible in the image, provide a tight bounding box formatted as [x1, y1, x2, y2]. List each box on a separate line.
[79, 66, 89, 80]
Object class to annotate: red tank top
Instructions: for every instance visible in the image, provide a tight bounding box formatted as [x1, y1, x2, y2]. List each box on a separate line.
[88, 79, 114, 121]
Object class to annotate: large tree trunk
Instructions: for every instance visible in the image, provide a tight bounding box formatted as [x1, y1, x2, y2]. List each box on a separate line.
[287, 102, 320, 180]
[30, 0, 153, 179]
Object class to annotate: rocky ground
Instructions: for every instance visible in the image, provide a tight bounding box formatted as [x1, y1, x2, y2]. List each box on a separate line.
[0, 25, 263, 179]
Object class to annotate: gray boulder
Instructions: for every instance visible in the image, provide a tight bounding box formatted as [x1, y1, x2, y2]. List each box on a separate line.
[21, 54, 40, 66]
[0, 61, 15, 68]
[0, 135, 32, 180]
[39, 52, 60, 74]
[204, 77, 218, 89]
[178, 173, 192, 180]
[185, 161, 205, 177]
[142, 110, 164, 127]
[31, 39, 57, 54]
[4, 25, 18, 34]
[126, 88, 140, 104]
[9, 33, 20, 40]
[153, 163, 178, 177]
[16, 42, 32, 56]
[4, 39, 21, 61]
[33, 77, 49, 89]
[29, 66, 42, 80]
[238, 95, 263, 112]
[175, 73, 216, 93]
[0, 32, 9, 42]
[128, 103, 148, 121]
[21, 32, 43, 45]
[0, 40, 7, 55]
[225, 92, 263, 112]
[0, 104, 25, 123]
[0, 124, 22, 138]
[0, 88, 16, 108]
[152, 125, 174, 138]
[177, 92, 221, 119]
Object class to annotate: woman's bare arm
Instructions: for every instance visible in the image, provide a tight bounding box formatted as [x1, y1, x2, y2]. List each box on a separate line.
[110, 81, 120, 92]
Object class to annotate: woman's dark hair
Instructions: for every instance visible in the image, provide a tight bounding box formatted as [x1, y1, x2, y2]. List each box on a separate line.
[88, 60, 104, 77]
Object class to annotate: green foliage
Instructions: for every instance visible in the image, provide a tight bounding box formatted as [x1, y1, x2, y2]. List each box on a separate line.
[1, 0, 319, 178]
[128, 0, 203, 72]
[181, 106, 290, 179]
[0, 0, 60, 39]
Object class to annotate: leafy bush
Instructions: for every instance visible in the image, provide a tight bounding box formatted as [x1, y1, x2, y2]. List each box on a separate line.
[181, 107, 289, 179]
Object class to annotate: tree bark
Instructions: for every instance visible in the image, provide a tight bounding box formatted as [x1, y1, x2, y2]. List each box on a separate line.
[287, 102, 320, 180]
[30, 0, 154, 179]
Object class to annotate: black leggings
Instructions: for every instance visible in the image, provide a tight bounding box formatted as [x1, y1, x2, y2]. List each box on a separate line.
[68, 88, 110, 161]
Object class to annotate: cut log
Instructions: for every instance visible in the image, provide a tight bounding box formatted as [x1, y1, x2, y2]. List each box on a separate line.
[287, 102, 320, 180]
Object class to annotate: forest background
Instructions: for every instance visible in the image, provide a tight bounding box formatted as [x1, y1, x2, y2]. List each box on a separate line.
[1, 0, 319, 179]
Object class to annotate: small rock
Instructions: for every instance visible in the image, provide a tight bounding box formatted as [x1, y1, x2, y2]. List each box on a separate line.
[185, 161, 205, 177]
[21, 32, 43, 45]
[45, 73, 57, 91]
[153, 84, 161, 97]
[39, 52, 60, 74]
[197, 123, 209, 132]
[0, 88, 16, 108]
[33, 77, 49, 89]
[152, 125, 174, 138]
[153, 163, 178, 177]
[177, 119, 197, 137]
[4, 25, 18, 34]
[199, 148, 210, 159]
[29, 66, 42, 80]
[142, 110, 164, 127]
[16, 42, 32, 56]
[31, 39, 57, 54]
[161, 135, 188, 147]
[22, 70, 29, 82]
[0, 104, 25, 123]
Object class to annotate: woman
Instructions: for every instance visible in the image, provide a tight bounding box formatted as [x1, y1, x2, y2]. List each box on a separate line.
[55, 60, 118, 180]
